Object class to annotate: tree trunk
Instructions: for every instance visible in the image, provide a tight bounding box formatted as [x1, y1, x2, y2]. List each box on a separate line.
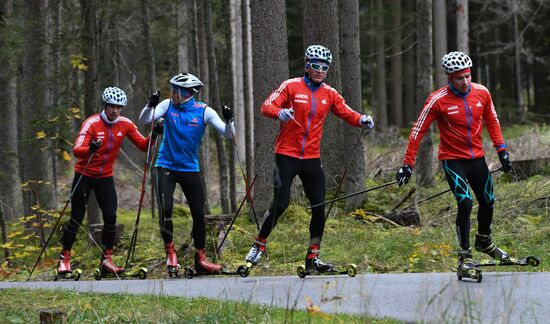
[141, 0, 156, 92]
[230, 0, 246, 158]
[433, 0, 447, 88]
[177, 0, 190, 72]
[196, 0, 211, 214]
[303, 0, 342, 191]
[251, 0, 288, 213]
[339, 0, 367, 210]
[513, 3, 526, 123]
[242, 0, 255, 220]
[204, 0, 230, 214]
[390, 0, 403, 127]
[374, 0, 388, 130]
[402, 0, 416, 125]
[415, 0, 435, 187]
[456, 0, 468, 53]
[0, 0, 23, 221]
[80, 0, 101, 224]
[20, 0, 57, 217]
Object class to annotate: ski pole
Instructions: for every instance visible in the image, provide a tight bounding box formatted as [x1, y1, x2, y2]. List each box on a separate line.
[27, 150, 97, 281]
[224, 105, 261, 231]
[125, 104, 159, 269]
[309, 180, 398, 210]
[324, 127, 366, 221]
[401, 167, 503, 209]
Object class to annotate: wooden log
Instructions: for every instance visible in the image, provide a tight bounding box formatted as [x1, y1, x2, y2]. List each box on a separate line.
[510, 158, 550, 180]
[40, 309, 66, 324]
[382, 208, 421, 226]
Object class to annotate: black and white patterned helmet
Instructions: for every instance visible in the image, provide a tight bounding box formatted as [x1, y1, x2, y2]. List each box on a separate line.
[441, 51, 473, 73]
[170, 73, 203, 93]
[305, 45, 332, 64]
[102, 87, 127, 106]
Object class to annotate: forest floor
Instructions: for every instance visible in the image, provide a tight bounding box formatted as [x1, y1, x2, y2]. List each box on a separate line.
[2, 124, 549, 280]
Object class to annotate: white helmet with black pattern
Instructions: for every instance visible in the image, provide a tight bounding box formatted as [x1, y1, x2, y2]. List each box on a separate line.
[170, 73, 203, 93]
[102, 87, 127, 106]
[441, 51, 473, 73]
[305, 45, 332, 64]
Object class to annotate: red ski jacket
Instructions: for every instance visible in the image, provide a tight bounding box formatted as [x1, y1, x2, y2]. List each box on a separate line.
[262, 77, 362, 159]
[73, 113, 151, 178]
[403, 82, 507, 167]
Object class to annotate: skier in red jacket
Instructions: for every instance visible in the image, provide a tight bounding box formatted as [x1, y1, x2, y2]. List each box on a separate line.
[244, 45, 374, 274]
[395, 51, 513, 274]
[57, 86, 159, 276]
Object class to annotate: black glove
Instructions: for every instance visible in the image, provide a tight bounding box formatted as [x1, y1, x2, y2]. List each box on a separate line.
[148, 90, 160, 108]
[222, 105, 234, 123]
[396, 164, 413, 186]
[498, 150, 512, 173]
[152, 118, 164, 138]
[89, 139, 102, 154]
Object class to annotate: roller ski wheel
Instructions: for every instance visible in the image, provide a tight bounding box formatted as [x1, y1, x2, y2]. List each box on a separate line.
[296, 263, 357, 278]
[54, 268, 82, 281]
[237, 263, 252, 278]
[167, 265, 180, 278]
[456, 266, 482, 283]
[474, 256, 540, 268]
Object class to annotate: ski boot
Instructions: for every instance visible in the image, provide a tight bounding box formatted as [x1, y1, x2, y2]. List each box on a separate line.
[165, 242, 181, 278]
[456, 249, 482, 283]
[238, 237, 266, 277]
[192, 248, 222, 275]
[475, 233, 510, 261]
[296, 245, 356, 278]
[93, 249, 125, 280]
[54, 249, 82, 281]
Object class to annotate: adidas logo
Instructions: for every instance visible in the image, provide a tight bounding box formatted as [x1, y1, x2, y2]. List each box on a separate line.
[321, 99, 327, 105]
[117, 131, 123, 136]
[476, 101, 482, 107]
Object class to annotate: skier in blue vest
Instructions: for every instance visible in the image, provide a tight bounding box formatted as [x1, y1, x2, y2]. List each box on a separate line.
[140, 73, 234, 275]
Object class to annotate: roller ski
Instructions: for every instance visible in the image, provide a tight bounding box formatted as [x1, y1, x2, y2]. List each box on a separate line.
[456, 249, 482, 283]
[54, 250, 82, 281]
[237, 238, 266, 277]
[93, 249, 147, 280]
[297, 256, 357, 278]
[474, 256, 540, 268]
[473, 233, 539, 266]
[165, 242, 181, 278]
[181, 248, 225, 279]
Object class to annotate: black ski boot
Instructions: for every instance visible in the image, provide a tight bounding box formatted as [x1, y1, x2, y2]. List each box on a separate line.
[474, 233, 510, 261]
[456, 249, 482, 282]
[305, 245, 337, 274]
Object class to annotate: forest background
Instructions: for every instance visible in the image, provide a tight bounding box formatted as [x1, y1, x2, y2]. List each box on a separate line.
[0, 0, 549, 277]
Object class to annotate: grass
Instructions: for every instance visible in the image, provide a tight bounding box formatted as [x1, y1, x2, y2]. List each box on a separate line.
[1, 288, 397, 323]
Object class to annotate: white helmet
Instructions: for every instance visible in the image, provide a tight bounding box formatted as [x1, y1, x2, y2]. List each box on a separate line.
[170, 73, 203, 93]
[102, 87, 127, 106]
[305, 45, 332, 64]
[441, 51, 473, 73]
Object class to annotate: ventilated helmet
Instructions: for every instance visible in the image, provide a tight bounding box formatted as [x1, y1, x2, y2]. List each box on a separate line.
[170, 73, 203, 93]
[305, 45, 332, 64]
[441, 51, 473, 73]
[102, 87, 127, 106]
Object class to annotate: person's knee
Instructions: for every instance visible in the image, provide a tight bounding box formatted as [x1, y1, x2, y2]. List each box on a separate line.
[457, 197, 473, 212]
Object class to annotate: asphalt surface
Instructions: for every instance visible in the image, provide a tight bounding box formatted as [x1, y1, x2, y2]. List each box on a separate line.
[1, 271, 549, 322]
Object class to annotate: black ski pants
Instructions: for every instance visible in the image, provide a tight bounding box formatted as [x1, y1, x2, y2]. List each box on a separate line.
[259, 154, 326, 246]
[155, 167, 206, 249]
[61, 173, 118, 250]
[442, 158, 494, 250]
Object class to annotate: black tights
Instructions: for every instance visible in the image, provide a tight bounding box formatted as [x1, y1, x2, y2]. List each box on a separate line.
[156, 167, 206, 249]
[442, 158, 494, 250]
[61, 174, 118, 250]
[259, 154, 326, 246]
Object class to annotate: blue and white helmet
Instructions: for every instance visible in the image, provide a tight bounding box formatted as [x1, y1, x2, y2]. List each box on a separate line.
[102, 87, 127, 106]
[305, 45, 332, 64]
[441, 51, 472, 73]
[170, 73, 203, 93]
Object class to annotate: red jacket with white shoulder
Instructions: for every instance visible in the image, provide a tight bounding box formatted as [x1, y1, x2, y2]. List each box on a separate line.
[403, 82, 506, 167]
[73, 113, 151, 178]
[262, 76, 362, 159]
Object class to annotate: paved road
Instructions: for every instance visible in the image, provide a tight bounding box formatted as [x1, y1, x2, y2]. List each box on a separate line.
[1, 271, 549, 322]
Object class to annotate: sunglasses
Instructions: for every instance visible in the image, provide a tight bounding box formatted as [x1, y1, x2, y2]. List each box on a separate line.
[310, 63, 329, 72]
